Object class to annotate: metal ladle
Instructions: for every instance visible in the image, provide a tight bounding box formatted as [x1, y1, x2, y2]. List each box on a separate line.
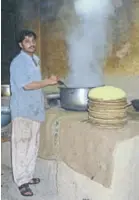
[58, 80, 68, 88]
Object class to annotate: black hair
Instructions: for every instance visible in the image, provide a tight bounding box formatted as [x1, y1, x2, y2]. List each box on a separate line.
[17, 30, 37, 43]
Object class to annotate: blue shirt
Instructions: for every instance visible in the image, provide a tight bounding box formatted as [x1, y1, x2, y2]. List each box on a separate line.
[10, 50, 45, 122]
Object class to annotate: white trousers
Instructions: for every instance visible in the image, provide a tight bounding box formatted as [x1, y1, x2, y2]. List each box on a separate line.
[12, 117, 40, 186]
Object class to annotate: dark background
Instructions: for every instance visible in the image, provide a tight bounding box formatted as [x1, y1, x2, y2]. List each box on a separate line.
[1, 0, 20, 84]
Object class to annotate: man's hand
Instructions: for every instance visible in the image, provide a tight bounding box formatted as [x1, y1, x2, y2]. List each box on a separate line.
[46, 75, 59, 85]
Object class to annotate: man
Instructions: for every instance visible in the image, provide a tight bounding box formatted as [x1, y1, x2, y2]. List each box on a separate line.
[10, 30, 58, 196]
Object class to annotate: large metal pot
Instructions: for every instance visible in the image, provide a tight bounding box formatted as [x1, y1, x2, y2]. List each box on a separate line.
[1, 84, 11, 96]
[59, 87, 94, 111]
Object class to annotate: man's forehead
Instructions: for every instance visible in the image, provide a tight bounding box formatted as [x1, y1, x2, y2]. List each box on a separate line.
[24, 36, 35, 40]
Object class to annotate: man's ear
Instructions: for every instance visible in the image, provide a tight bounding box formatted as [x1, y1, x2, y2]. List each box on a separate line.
[19, 42, 22, 48]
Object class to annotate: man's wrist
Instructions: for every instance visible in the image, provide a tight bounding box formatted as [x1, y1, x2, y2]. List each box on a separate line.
[43, 79, 50, 86]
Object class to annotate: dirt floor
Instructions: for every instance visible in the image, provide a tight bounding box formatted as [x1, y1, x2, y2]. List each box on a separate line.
[1, 160, 58, 200]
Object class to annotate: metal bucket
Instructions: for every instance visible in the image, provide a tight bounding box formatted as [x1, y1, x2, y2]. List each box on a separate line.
[1, 85, 11, 96]
[1, 106, 11, 127]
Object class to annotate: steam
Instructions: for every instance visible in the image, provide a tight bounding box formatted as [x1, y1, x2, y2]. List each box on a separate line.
[62, 0, 114, 87]
[16, 0, 133, 88]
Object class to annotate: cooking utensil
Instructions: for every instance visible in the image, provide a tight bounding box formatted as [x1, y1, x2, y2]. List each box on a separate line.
[1, 106, 11, 127]
[58, 80, 67, 88]
[131, 99, 139, 112]
[1, 85, 11, 96]
[59, 87, 94, 111]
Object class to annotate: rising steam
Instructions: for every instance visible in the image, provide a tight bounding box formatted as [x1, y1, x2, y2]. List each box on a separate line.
[62, 0, 114, 87]
[17, 0, 133, 87]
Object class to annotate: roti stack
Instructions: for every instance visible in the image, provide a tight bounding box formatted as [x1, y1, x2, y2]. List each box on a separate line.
[88, 86, 128, 128]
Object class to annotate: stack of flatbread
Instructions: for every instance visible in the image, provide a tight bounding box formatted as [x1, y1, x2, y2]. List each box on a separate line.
[88, 86, 128, 128]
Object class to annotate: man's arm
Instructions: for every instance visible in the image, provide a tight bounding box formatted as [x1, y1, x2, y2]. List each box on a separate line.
[24, 78, 57, 90]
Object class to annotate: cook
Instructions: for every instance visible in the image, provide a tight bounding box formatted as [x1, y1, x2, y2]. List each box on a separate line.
[10, 29, 59, 196]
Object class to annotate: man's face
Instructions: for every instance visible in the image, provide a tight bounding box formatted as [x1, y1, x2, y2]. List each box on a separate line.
[19, 36, 36, 54]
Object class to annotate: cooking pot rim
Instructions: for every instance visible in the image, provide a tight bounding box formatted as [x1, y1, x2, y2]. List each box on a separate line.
[58, 85, 104, 89]
[59, 87, 93, 89]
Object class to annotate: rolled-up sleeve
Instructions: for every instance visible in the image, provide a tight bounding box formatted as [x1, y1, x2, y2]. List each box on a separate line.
[10, 60, 32, 88]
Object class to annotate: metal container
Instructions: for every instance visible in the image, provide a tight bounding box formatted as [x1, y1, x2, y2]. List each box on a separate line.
[1, 106, 11, 127]
[46, 93, 60, 100]
[1, 84, 11, 96]
[46, 93, 60, 107]
[131, 99, 139, 112]
[59, 87, 94, 111]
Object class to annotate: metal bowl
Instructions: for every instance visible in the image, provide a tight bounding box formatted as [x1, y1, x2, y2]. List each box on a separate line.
[131, 99, 139, 112]
[1, 84, 11, 96]
[1, 106, 11, 127]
